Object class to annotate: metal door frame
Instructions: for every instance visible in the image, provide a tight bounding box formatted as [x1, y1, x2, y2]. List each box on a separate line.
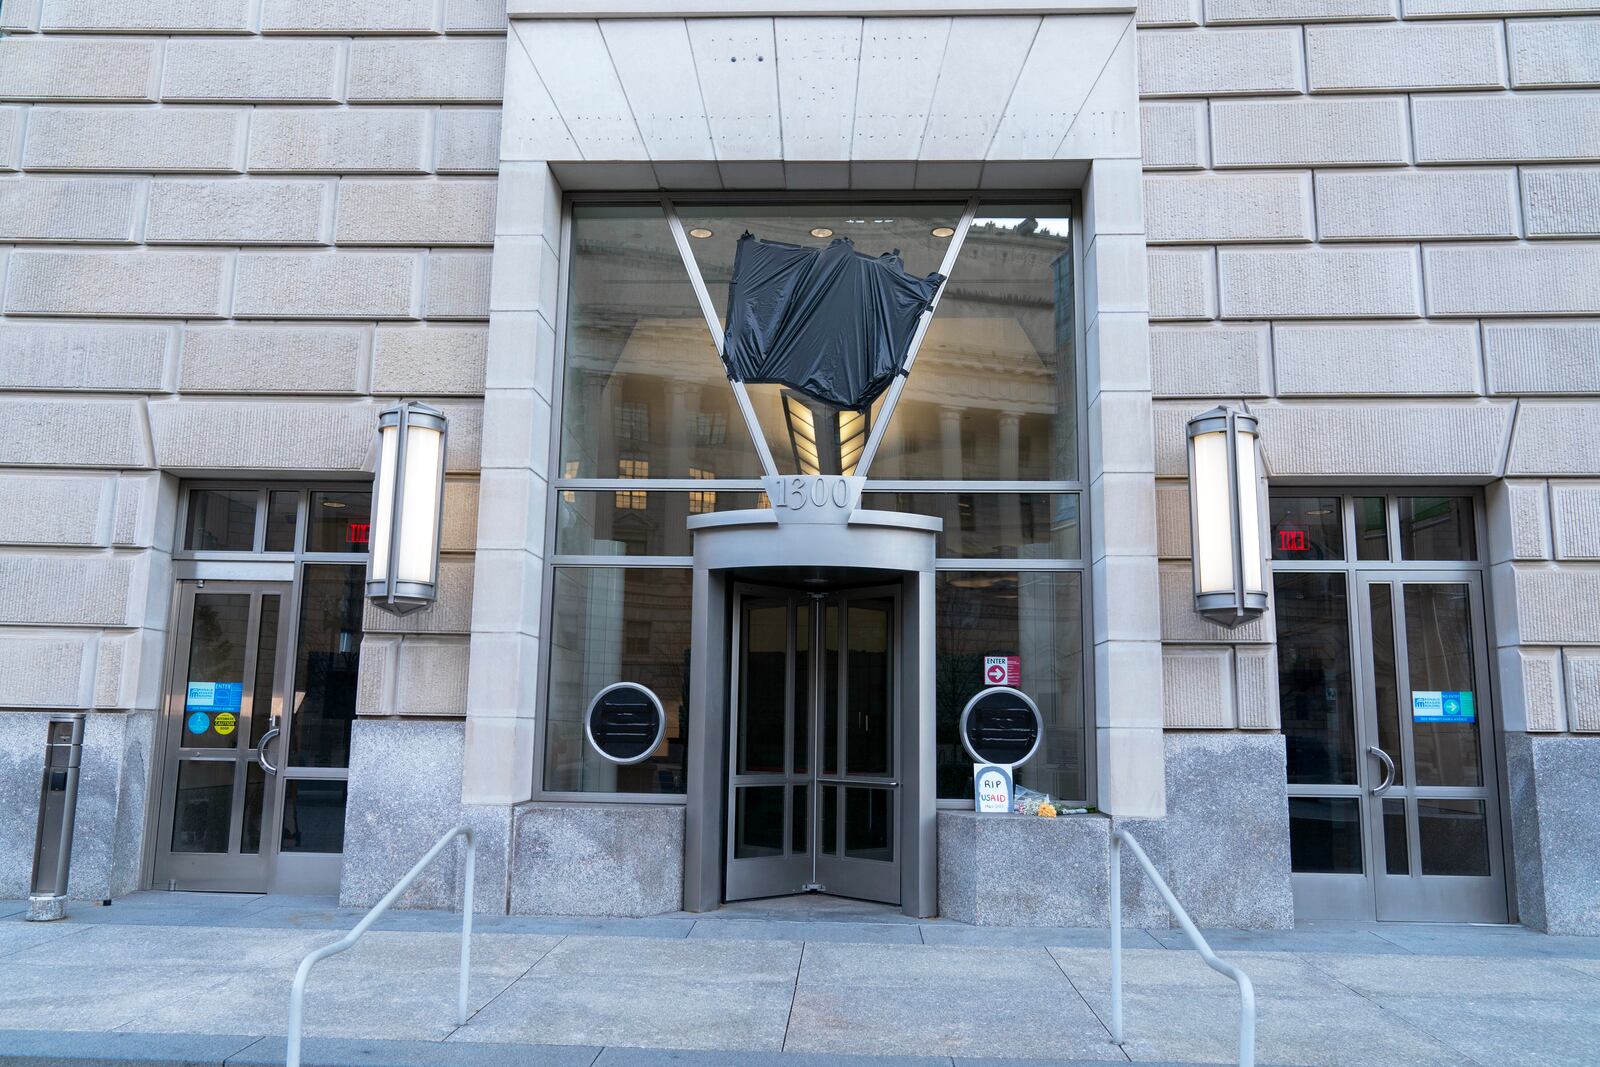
[150, 578, 295, 892]
[724, 582, 903, 905]
[1356, 570, 1507, 922]
[1277, 489, 1512, 923]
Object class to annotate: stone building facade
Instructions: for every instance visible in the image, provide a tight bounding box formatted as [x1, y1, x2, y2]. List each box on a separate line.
[0, 0, 1595, 934]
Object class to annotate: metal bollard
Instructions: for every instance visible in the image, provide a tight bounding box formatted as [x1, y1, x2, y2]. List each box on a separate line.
[28, 714, 85, 922]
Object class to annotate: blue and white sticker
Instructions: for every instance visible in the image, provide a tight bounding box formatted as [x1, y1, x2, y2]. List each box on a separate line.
[1412, 690, 1475, 724]
[186, 681, 243, 714]
[186, 711, 211, 735]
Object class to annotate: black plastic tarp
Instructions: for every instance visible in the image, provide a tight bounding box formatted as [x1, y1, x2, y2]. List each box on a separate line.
[720, 233, 945, 411]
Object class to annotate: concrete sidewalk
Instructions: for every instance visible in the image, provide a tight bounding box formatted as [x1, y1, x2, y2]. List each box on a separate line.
[4, 893, 1599, 1066]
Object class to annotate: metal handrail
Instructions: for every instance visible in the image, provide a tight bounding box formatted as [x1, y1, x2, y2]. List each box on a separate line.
[285, 825, 475, 1067]
[1110, 828, 1256, 1067]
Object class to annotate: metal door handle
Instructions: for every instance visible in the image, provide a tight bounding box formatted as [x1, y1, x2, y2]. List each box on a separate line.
[258, 718, 281, 775]
[1367, 746, 1395, 795]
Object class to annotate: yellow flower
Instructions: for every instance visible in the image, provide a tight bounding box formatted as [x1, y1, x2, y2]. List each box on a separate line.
[1038, 803, 1057, 818]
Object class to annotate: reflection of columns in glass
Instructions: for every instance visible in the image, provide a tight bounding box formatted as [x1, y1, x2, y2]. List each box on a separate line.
[998, 411, 1023, 548]
[1051, 250, 1076, 477]
[939, 406, 964, 552]
[584, 371, 617, 479]
[663, 383, 696, 534]
[1016, 572, 1065, 794]
[583, 569, 625, 791]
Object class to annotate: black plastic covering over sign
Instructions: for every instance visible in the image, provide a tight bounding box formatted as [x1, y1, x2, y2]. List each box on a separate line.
[586, 684, 664, 765]
[721, 233, 945, 411]
[963, 689, 1042, 767]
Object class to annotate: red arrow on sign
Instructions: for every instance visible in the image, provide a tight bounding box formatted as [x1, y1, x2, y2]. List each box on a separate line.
[986, 664, 1006, 684]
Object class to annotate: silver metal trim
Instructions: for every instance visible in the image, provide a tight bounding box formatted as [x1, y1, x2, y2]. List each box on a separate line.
[665, 198, 780, 479]
[584, 682, 668, 766]
[1367, 745, 1395, 796]
[258, 719, 282, 775]
[957, 686, 1044, 767]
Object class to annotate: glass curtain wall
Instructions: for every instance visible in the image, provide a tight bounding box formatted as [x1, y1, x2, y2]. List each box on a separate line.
[543, 199, 1088, 806]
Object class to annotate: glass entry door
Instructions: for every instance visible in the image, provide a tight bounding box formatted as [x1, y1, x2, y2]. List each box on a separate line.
[1275, 491, 1507, 923]
[153, 571, 364, 893]
[1357, 574, 1505, 921]
[725, 585, 899, 905]
[153, 582, 293, 892]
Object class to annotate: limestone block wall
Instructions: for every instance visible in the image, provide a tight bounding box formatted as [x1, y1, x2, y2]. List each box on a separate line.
[1136, 0, 1600, 736]
[0, 0, 504, 894]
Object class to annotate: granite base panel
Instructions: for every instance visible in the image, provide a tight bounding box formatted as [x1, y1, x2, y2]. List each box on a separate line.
[340, 719, 512, 915]
[0, 709, 154, 901]
[1506, 733, 1600, 936]
[510, 802, 684, 918]
[938, 733, 1293, 929]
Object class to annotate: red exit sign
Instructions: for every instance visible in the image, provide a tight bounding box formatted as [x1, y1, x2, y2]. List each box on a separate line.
[347, 521, 370, 546]
[1278, 528, 1308, 553]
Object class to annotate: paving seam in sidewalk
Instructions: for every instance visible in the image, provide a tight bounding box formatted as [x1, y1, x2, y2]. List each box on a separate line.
[445, 933, 569, 1039]
[1288, 949, 1489, 1067]
[1046, 945, 1129, 1062]
[779, 940, 807, 1052]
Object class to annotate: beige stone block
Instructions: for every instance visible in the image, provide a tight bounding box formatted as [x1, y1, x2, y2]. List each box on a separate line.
[1256, 401, 1513, 477]
[0, 398, 151, 468]
[0, 0, 42, 31]
[5, 250, 232, 319]
[1235, 644, 1279, 729]
[1566, 650, 1600, 731]
[1486, 479, 1553, 562]
[335, 179, 497, 246]
[0, 321, 172, 392]
[1316, 169, 1520, 240]
[110, 471, 165, 549]
[1153, 401, 1225, 478]
[440, 478, 479, 554]
[1159, 562, 1271, 643]
[1413, 93, 1600, 163]
[179, 325, 368, 395]
[0, 107, 23, 171]
[1509, 17, 1600, 88]
[1147, 247, 1216, 321]
[0, 473, 110, 545]
[1522, 167, 1600, 238]
[1306, 21, 1507, 92]
[1139, 27, 1303, 98]
[363, 556, 475, 635]
[1484, 321, 1600, 394]
[149, 399, 376, 472]
[40, 0, 254, 32]
[425, 252, 493, 320]
[0, 633, 93, 707]
[0, 177, 145, 243]
[1505, 565, 1600, 645]
[1426, 244, 1600, 317]
[1155, 480, 1191, 560]
[1137, 0, 1200, 25]
[395, 637, 470, 715]
[348, 40, 505, 103]
[247, 109, 432, 174]
[1499, 646, 1565, 732]
[1552, 483, 1600, 558]
[162, 39, 344, 103]
[1211, 96, 1410, 168]
[1206, 0, 1396, 19]
[1162, 646, 1235, 728]
[1141, 101, 1207, 170]
[1150, 323, 1270, 398]
[0, 38, 161, 101]
[1144, 172, 1313, 244]
[24, 107, 246, 173]
[0, 554, 139, 626]
[1220, 246, 1422, 319]
[439, 400, 483, 474]
[1273, 322, 1482, 396]
[234, 252, 422, 320]
[435, 109, 501, 174]
[260, 0, 439, 33]
[371, 327, 488, 396]
[446, 0, 507, 32]
[1509, 403, 1600, 476]
[146, 179, 331, 245]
